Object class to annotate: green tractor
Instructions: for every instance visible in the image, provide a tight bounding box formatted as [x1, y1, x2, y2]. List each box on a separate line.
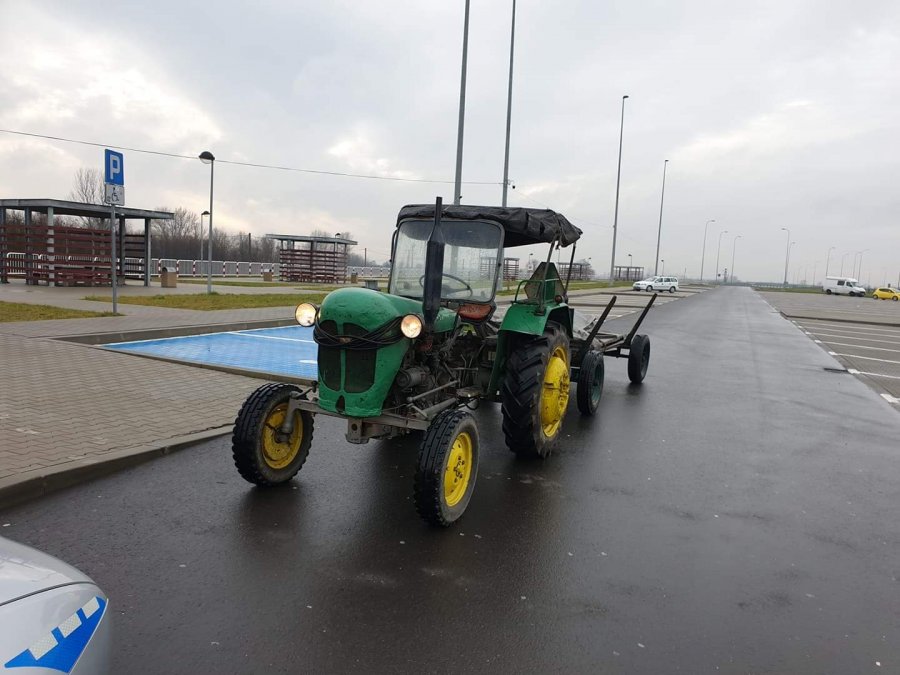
[231, 200, 655, 526]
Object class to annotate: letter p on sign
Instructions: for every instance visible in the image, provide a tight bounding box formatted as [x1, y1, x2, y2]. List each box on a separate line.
[104, 149, 124, 186]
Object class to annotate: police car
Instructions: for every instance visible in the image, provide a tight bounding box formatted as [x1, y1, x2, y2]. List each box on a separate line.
[0, 537, 110, 673]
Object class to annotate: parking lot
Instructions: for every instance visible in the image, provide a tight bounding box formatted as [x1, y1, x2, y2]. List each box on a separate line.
[5, 287, 900, 674]
[760, 291, 900, 402]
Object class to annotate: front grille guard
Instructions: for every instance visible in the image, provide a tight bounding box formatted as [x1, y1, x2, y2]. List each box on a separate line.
[313, 316, 405, 350]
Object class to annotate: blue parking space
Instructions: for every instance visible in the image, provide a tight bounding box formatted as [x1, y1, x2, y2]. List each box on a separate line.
[104, 325, 317, 380]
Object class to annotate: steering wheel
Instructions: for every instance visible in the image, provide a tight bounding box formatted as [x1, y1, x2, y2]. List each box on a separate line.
[418, 272, 474, 298]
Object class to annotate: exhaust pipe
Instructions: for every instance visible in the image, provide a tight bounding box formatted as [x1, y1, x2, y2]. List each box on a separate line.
[422, 196, 446, 332]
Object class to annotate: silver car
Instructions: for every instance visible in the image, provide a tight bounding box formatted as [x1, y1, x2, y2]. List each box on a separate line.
[0, 536, 110, 674]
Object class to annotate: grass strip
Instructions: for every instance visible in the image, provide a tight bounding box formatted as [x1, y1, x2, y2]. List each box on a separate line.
[0, 301, 117, 322]
[84, 292, 328, 311]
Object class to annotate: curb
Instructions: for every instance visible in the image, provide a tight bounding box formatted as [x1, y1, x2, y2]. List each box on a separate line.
[0, 426, 232, 512]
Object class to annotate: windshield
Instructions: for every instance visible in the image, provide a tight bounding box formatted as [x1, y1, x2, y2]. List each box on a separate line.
[389, 219, 503, 302]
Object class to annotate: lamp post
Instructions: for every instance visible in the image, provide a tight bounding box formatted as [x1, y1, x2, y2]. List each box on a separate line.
[855, 249, 869, 281]
[715, 229, 728, 282]
[780, 227, 791, 286]
[840, 251, 850, 276]
[812, 261, 818, 287]
[199, 151, 215, 293]
[824, 246, 835, 280]
[609, 94, 629, 282]
[788, 241, 796, 285]
[654, 159, 669, 275]
[453, 0, 471, 205]
[501, 0, 516, 207]
[660, 259, 665, 275]
[700, 218, 715, 282]
[200, 210, 209, 261]
[730, 235, 742, 284]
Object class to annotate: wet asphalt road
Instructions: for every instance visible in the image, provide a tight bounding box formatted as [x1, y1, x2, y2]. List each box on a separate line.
[3, 287, 900, 674]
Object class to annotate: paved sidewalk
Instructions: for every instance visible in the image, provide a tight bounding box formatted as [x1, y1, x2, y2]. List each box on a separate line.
[0, 280, 702, 507]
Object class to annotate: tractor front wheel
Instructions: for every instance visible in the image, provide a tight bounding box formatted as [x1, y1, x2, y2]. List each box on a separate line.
[576, 350, 604, 416]
[414, 410, 479, 527]
[501, 324, 570, 458]
[232, 383, 314, 486]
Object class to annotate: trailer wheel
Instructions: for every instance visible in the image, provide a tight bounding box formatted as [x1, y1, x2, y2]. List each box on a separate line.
[414, 409, 479, 527]
[576, 350, 604, 416]
[627, 334, 651, 384]
[501, 323, 570, 458]
[232, 383, 314, 486]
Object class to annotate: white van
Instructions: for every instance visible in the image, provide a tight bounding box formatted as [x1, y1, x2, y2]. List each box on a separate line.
[822, 276, 866, 297]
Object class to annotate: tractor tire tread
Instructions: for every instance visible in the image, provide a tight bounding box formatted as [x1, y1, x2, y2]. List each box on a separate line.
[414, 409, 478, 527]
[232, 382, 313, 486]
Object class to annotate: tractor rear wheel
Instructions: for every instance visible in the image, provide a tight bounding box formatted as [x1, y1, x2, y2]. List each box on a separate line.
[627, 334, 651, 384]
[232, 383, 314, 486]
[414, 409, 479, 527]
[501, 323, 571, 458]
[576, 350, 604, 416]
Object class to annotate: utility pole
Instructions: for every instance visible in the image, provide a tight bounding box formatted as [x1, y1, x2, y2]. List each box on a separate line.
[609, 95, 629, 282]
[654, 159, 669, 275]
[501, 0, 516, 207]
[453, 0, 471, 206]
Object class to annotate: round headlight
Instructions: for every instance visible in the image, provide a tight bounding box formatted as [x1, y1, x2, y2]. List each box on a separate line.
[295, 302, 318, 327]
[400, 314, 423, 338]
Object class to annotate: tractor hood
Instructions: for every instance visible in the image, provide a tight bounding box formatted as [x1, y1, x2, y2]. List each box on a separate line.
[320, 287, 421, 328]
[314, 288, 456, 417]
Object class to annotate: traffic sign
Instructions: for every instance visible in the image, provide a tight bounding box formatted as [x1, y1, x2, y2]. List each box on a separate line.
[104, 183, 125, 206]
[104, 149, 124, 186]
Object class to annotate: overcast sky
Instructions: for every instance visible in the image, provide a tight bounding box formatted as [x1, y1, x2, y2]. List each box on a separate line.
[1, 0, 898, 283]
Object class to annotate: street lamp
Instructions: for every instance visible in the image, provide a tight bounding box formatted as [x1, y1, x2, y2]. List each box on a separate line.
[609, 94, 629, 282]
[855, 249, 869, 281]
[840, 251, 850, 276]
[700, 219, 715, 282]
[501, 0, 516, 207]
[780, 227, 791, 286]
[824, 246, 835, 280]
[715, 229, 728, 282]
[199, 151, 215, 294]
[200, 210, 209, 261]
[453, 0, 471, 205]
[660, 259, 665, 274]
[654, 159, 669, 275]
[787, 241, 796, 285]
[730, 235, 742, 284]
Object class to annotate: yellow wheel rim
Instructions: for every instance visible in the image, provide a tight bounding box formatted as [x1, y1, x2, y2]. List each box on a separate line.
[540, 345, 570, 438]
[443, 431, 473, 507]
[261, 404, 302, 470]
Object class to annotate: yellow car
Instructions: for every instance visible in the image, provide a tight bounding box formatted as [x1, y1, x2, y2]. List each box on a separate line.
[872, 287, 900, 301]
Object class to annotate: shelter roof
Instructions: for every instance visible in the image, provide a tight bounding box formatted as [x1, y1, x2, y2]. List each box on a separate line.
[265, 233, 358, 245]
[0, 199, 174, 220]
[396, 204, 582, 248]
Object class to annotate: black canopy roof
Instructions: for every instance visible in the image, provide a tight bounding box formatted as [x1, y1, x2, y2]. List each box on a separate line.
[396, 204, 582, 248]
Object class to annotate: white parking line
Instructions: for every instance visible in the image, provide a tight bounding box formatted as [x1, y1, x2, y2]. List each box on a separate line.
[827, 351, 900, 365]
[882, 393, 900, 404]
[800, 330, 900, 345]
[817, 340, 900, 353]
[798, 320, 900, 336]
[229, 332, 315, 343]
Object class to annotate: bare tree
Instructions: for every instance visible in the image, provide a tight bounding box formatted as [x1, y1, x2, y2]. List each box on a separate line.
[68, 168, 106, 228]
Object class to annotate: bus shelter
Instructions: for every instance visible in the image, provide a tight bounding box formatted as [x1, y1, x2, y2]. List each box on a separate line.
[0, 199, 173, 286]
[266, 233, 357, 284]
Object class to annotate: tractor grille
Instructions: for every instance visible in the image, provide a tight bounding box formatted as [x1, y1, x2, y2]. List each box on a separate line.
[317, 320, 341, 391]
[342, 323, 377, 393]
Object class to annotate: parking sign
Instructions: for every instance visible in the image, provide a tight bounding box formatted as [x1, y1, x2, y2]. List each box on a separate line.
[104, 149, 124, 186]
